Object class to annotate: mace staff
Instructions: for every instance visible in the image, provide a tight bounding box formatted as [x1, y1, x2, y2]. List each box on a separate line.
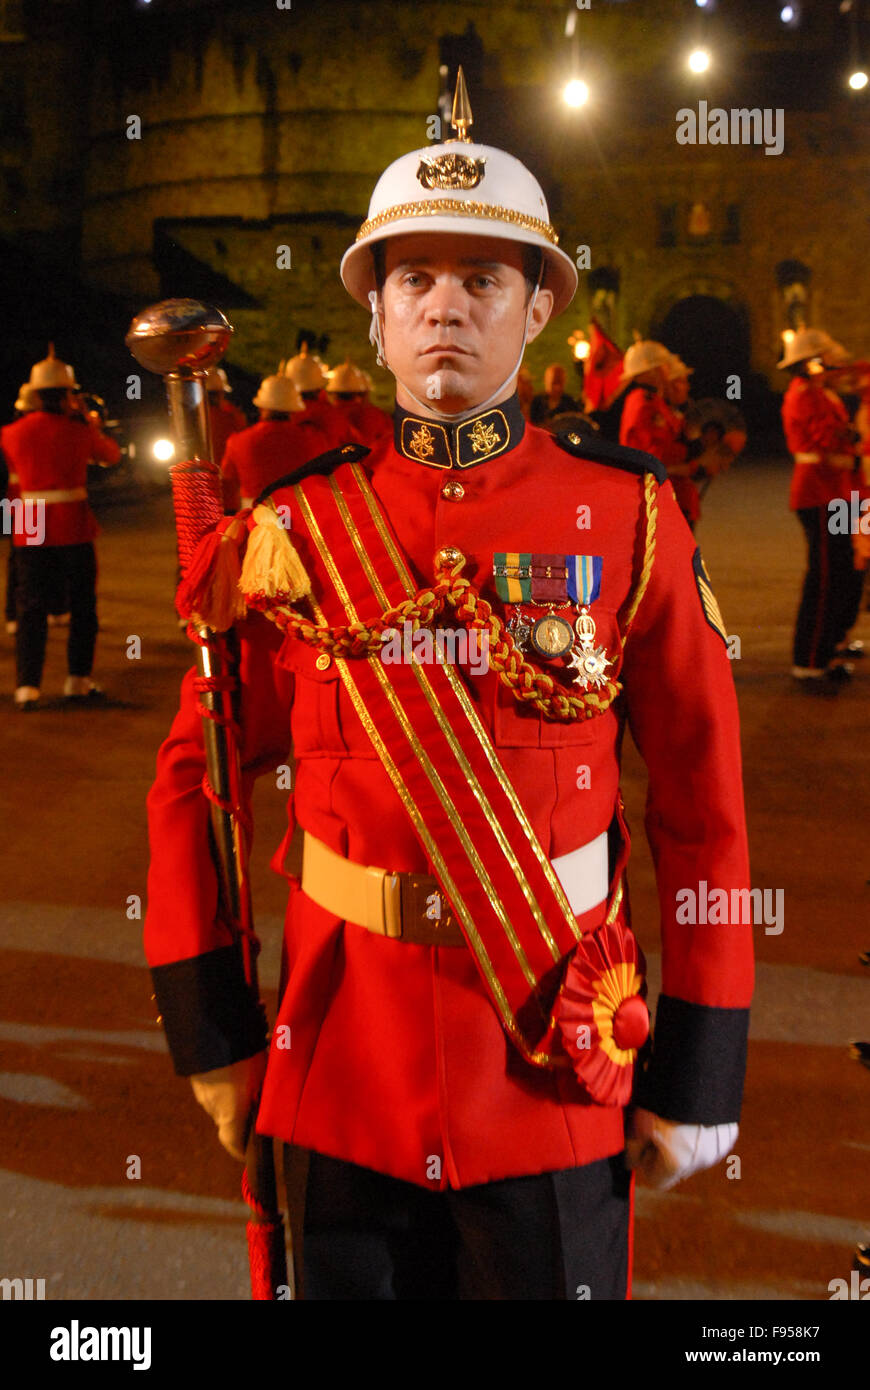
[126, 298, 288, 1301]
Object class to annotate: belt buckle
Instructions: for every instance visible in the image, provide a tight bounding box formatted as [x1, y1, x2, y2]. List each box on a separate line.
[382, 871, 402, 939]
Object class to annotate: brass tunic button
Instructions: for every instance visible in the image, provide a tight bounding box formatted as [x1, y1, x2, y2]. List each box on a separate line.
[315, 652, 332, 671]
[435, 546, 465, 569]
[568, 433, 582, 445]
[441, 480, 465, 501]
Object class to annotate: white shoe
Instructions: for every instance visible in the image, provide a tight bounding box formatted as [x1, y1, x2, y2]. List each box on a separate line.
[5, 620, 17, 635]
[63, 676, 102, 699]
[14, 685, 40, 708]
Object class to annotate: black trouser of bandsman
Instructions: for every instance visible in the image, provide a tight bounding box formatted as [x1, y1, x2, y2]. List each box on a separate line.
[6, 544, 69, 623]
[287, 1148, 632, 1301]
[15, 542, 98, 688]
[794, 508, 866, 670]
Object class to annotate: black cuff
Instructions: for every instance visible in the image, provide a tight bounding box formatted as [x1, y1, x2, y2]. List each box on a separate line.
[151, 942, 268, 1077]
[633, 994, 749, 1124]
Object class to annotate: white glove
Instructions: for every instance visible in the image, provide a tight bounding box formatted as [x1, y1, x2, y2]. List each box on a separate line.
[625, 1108, 738, 1190]
[189, 1051, 268, 1161]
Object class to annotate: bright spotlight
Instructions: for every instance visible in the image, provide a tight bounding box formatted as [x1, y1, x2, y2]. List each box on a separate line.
[849, 69, 869, 90]
[688, 49, 711, 75]
[152, 438, 175, 463]
[781, 5, 794, 20]
[563, 79, 590, 108]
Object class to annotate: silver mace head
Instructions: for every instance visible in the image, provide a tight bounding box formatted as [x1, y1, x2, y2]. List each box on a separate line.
[125, 298, 232, 377]
[125, 299, 233, 469]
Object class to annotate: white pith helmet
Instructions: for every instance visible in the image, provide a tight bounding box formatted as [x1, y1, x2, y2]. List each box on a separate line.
[326, 359, 369, 394]
[665, 351, 694, 380]
[28, 344, 79, 391]
[777, 327, 848, 370]
[252, 374, 303, 412]
[283, 343, 328, 392]
[205, 366, 232, 392]
[619, 340, 673, 386]
[14, 383, 39, 412]
[340, 67, 577, 318]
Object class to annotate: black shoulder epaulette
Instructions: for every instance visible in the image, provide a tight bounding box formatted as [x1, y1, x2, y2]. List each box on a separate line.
[555, 429, 667, 484]
[255, 442, 370, 507]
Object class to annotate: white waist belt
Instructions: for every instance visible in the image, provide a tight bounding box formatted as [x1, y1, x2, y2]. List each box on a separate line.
[551, 831, 609, 916]
[794, 452, 854, 468]
[19, 488, 87, 503]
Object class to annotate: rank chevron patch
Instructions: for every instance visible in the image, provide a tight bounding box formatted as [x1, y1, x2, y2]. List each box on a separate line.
[692, 547, 727, 644]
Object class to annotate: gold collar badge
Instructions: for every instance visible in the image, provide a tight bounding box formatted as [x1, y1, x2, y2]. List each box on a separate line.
[467, 416, 501, 454]
[408, 423, 437, 460]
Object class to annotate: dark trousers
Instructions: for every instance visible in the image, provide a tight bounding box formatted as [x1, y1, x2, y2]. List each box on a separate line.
[5, 546, 16, 623]
[15, 542, 98, 688]
[794, 508, 866, 669]
[298, 1149, 632, 1301]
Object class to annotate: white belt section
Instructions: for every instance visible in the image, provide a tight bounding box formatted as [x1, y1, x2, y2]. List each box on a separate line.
[551, 831, 609, 916]
[794, 452, 855, 468]
[19, 488, 87, 504]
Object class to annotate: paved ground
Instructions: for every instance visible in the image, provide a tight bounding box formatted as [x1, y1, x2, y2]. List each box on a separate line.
[0, 455, 867, 1301]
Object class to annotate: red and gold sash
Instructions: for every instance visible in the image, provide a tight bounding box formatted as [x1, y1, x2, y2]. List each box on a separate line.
[282, 460, 609, 1067]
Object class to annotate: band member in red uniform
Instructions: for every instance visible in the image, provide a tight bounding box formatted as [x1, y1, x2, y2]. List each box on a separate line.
[283, 345, 348, 450]
[618, 340, 681, 460]
[221, 373, 330, 512]
[779, 328, 863, 690]
[0, 347, 120, 708]
[145, 73, 753, 1300]
[324, 359, 392, 445]
[3, 382, 39, 635]
[206, 367, 247, 466]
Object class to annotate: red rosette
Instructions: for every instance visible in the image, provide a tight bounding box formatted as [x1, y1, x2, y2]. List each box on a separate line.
[554, 921, 649, 1106]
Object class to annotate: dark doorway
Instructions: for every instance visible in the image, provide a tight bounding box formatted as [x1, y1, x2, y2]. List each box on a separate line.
[656, 294, 749, 401]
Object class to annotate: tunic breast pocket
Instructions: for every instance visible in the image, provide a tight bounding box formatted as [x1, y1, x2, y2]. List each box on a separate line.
[278, 636, 350, 757]
[492, 607, 621, 749]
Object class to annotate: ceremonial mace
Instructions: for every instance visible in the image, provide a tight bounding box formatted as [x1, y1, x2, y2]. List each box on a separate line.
[126, 299, 288, 1300]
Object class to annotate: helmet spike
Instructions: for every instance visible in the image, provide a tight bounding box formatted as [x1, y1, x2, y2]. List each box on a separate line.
[450, 66, 473, 143]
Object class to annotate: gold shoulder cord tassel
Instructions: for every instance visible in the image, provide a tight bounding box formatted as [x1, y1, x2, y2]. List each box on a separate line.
[239, 500, 312, 603]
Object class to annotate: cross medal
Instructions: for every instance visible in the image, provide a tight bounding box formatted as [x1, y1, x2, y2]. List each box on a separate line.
[567, 606, 612, 689]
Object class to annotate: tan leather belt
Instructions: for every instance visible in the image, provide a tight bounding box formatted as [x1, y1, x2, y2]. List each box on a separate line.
[301, 829, 610, 948]
[19, 487, 87, 503]
[794, 452, 855, 468]
[301, 833, 466, 946]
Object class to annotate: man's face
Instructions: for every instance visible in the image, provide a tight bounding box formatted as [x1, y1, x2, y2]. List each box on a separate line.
[380, 232, 553, 416]
[666, 374, 690, 406]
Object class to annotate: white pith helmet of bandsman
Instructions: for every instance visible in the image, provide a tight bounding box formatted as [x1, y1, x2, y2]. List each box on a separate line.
[283, 344, 329, 394]
[14, 383, 39, 413]
[665, 352, 694, 381]
[325, 359, 370, 395]
[777, 327, 849, 371]
[204, 366, 233, 394]
[28, 344, 80, 393]
[617, 339, 672, 388]
[252, 374, 304, 413]
[339, 66, 578, 422]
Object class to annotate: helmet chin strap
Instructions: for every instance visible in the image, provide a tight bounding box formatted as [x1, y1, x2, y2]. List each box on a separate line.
[368, 266, 543, 424]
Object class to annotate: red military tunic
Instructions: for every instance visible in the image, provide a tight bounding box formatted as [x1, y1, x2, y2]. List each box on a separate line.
[0, 410, 120, 547]
[619, 385, 697, 521]
[209, 399, 247, 466]
[145, 398, 753, 1191]
[781, 376, 857, 510]
[299, 393, 351, 450]
[328, 397, 393, 446]
[221, 418, 332, 510]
